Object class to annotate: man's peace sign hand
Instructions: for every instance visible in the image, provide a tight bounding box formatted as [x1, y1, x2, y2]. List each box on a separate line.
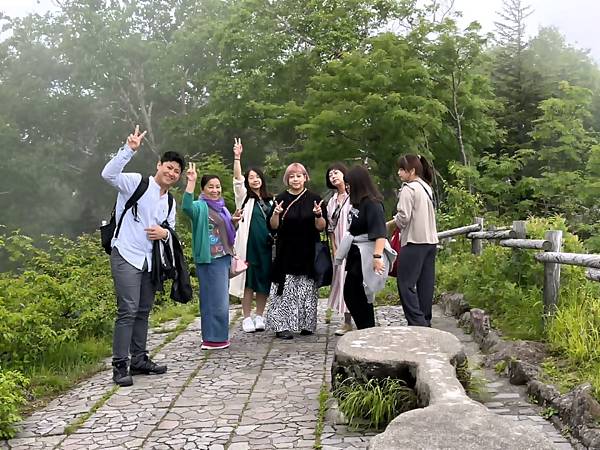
[126, 125, 147, 151]
[186, 162, 197, 184]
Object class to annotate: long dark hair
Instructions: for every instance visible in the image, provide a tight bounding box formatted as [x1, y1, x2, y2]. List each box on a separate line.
[398, 154, 434, 185]
[345, 165, 383, 207]
[243, 167, 272, 205]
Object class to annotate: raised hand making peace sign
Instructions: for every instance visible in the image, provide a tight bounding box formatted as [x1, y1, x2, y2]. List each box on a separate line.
[233, 137, 243, 158]
[273, 200, 284, 216]
[313, 200, 323, 217]
[126, 125, 147, 151]
[186, 162, 197, 184]
[231, 208, 244, 223]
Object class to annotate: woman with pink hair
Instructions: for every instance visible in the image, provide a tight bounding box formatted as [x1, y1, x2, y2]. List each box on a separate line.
[267, 163, 326, 339]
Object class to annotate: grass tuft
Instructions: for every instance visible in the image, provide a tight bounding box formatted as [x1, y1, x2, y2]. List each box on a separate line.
[333, 375, 417, 430]
[313, 383, 330, 449]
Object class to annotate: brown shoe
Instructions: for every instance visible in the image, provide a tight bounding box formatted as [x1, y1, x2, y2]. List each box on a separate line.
[335, 323, 353, 336]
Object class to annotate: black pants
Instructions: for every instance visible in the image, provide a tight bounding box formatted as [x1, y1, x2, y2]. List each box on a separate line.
[343, 250, 375, 329]
[396, 243, 437, 327]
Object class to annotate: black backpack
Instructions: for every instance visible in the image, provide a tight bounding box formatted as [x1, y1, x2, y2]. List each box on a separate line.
[100, 177, 173, 255]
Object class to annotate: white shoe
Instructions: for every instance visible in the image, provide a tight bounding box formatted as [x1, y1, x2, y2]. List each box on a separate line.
[254, 315, 266, 331]
[242, 317, 256, 333]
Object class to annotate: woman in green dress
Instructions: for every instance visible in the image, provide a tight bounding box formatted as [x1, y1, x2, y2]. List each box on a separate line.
[229, 138, 274, 333]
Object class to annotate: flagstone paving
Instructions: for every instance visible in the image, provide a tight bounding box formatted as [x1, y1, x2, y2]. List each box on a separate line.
[1, 302, 575, 449]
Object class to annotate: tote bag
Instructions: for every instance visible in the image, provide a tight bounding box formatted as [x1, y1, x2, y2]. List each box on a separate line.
[388, 228, 401, 277]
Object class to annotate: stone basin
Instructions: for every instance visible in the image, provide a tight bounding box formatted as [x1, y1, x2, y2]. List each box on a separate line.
[332, 326, 558, 450]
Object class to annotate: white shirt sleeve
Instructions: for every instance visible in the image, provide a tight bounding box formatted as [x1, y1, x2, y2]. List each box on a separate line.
[101, 145, 140, 195]
[233, 176, 247, 210]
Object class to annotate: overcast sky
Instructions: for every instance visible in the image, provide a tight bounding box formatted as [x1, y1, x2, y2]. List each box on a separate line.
[1, 0, 599, 61]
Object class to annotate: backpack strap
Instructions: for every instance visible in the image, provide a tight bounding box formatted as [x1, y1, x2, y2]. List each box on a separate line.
[167, 192, 174, 218]
[160, 192, 175, 230]
[114, 176, 150, 240]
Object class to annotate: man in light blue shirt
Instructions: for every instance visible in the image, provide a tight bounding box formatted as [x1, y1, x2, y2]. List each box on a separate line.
[102, 126, 185, 386]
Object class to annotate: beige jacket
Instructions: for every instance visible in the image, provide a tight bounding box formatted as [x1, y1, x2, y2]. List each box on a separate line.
[229, 177, 253, 298]
[394, 179, 438, 247]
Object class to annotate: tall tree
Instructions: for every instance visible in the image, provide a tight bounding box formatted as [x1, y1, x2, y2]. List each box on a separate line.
[491, 0, 535, 151]
[292, 32, 445, 201]
[425, 19, 500, 174]
[165, 0, 414, 166]
[519, 82, 597, 218]
[526, 27, 600, 133]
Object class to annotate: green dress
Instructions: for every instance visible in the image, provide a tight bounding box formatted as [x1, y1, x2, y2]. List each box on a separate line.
[245, 200, 272, 295]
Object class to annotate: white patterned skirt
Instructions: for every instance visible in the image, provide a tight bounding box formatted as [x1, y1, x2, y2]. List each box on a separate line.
[266, 275, 318, 332]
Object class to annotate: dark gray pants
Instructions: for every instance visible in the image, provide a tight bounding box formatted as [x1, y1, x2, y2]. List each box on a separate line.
[396, 243, 437, 327]
[110, 248, 156, 364]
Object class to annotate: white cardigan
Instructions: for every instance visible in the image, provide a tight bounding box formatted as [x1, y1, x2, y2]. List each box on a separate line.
[229, 177, 255, 298]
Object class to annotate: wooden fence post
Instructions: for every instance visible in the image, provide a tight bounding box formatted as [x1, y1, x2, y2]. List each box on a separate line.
[471, 217, 484, 255]
[511, 220, 526, 263]
[543, 230, 563, 320]
[512, 221, 526, 239]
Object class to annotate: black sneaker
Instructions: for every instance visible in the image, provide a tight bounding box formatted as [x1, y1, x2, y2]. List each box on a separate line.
[130, 355, 168, 375]
[275, 330, 294, 340]
[300, 329, 313, 336]
[112, 361, 133, 387]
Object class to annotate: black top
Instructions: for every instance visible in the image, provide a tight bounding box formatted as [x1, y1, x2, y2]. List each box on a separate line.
[269, 189, 322, 287]
[346, 198, 386, 276]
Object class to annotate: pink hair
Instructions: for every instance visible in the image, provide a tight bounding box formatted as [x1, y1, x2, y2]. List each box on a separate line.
[283, 162, 310, 186]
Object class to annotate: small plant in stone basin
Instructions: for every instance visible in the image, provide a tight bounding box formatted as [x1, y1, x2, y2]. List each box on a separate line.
[333, 375, 418, 430]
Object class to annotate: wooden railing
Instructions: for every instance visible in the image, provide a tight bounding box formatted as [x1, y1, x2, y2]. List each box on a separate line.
[438, 218, 600, 321]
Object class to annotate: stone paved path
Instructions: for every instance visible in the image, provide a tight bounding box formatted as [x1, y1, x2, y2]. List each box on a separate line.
[1, 301, 577, 449]
[433, 308, 578, 450]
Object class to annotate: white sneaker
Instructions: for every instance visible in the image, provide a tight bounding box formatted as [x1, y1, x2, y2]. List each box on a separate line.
[242, 317, 256, 333]
[254, 315, 266, 331]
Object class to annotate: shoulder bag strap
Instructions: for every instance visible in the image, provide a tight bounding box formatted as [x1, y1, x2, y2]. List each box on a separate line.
[280, 189, 307, 221]
[417, 181, 435, 207]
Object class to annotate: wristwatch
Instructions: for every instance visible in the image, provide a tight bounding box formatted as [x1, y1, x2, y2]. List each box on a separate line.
[373, 254, 382, 259]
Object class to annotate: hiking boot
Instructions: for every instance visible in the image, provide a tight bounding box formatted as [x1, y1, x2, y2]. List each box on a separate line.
[130, 355, 167, 375]
[112, 361, 133, 387]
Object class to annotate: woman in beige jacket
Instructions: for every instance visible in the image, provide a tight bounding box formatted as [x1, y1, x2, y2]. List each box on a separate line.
[391, 154, 438, 327]
[230, 138, 274, 333]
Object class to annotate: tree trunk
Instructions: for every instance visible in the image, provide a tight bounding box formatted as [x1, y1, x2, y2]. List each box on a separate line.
[451, 72, 468, 167]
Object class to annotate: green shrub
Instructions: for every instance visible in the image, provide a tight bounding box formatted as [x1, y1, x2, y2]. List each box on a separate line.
[437, 215, 600, 398]
[0, 227, 194, 437]
[0, 369, 29, 439]
[375, 277, 398, 307]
